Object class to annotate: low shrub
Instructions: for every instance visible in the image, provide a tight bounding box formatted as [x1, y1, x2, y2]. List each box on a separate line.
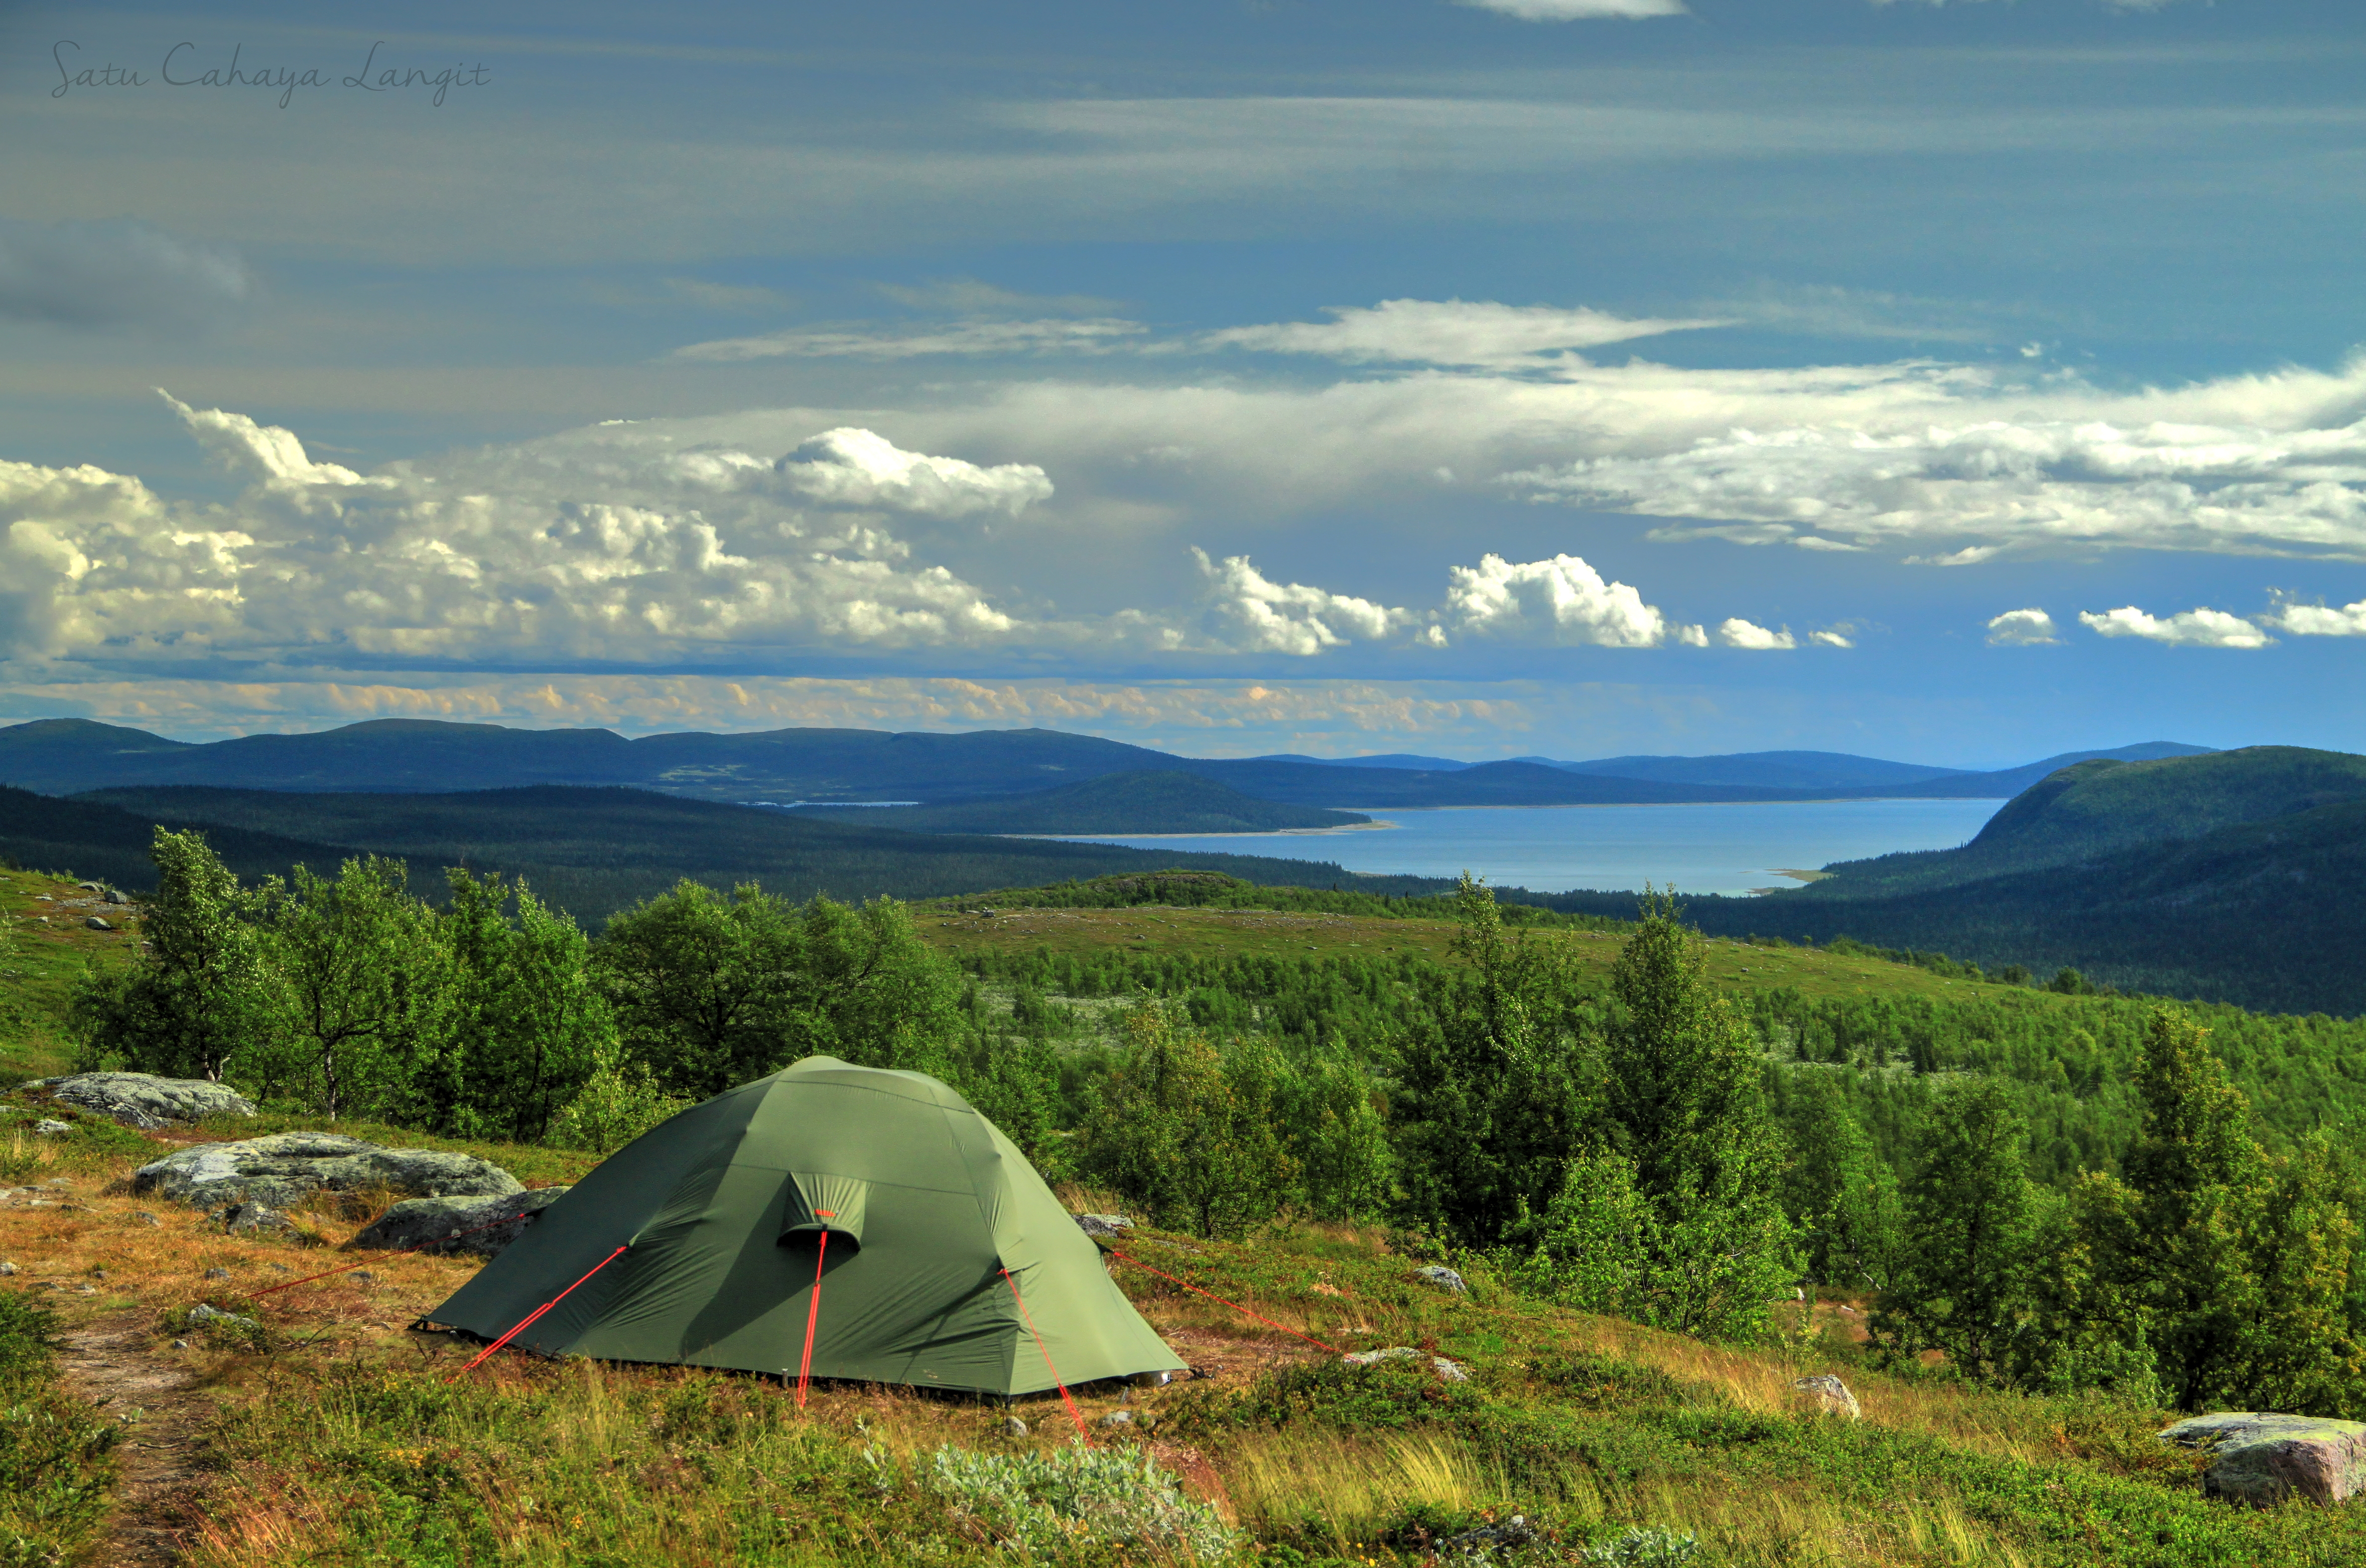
[924, 1441, 1239, 1562]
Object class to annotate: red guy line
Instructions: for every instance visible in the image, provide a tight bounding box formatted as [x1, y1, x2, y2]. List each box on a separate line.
[1107, 1248, 1341, 1356]
[1002, 1266, 1088, 1438]
[796, 1230, 830, 1406]
[248, 1211, 541, 1300]
[447, 1244, 628, 1381]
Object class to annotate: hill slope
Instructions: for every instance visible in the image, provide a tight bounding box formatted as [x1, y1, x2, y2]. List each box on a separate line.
[1503, 748, 2366, 1015]
[44, 785, 1455, 917]
[795, 770, 1371, 834]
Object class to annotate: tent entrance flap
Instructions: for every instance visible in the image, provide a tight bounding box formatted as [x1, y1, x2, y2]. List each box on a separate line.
[780, 1171, 869, 1249]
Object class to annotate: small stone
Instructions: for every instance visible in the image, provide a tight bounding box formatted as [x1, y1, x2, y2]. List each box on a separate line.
[0, 1262, 15, 1276]
[91, 1269, 105, 1281]
[189, 1302, 260, 1332]
[1099, 1410, 1135, 1428]
[84, 916, 113, 931]
[170, 1339, 190, 1350]
[1413, 1265, 1467, 1294]
[74, 1285, 96, 1296]
[350, 1270, 377, 1285]
[135, 1211, 161, 1227]
[269, 1262, 289, 1273]
[1431, 1356, 1471, 1383]
[216, 1201, 294, 1237]
[33, 1119, 70, 1136]
[1793, 1374, 1862, 1420]
[999, 1416, 1028, 1437]
[1074, 1213, 1134, 1239]
[204, 1266, 231, 1280]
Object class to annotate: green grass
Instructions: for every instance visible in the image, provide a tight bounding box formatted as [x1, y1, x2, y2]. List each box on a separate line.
[0, 1289, 118, 1564]
[0, 865, 139, 1083]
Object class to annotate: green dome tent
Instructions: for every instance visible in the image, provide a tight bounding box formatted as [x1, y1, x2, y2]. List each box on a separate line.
[427, 1056, 1182, 1395]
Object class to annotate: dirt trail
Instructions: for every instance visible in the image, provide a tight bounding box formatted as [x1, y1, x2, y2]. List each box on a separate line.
[54, 1313, 213, 1565]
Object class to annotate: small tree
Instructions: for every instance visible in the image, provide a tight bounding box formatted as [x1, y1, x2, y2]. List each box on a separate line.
[1873, 1082, 2038, 1385]
[439, 869, 614, 1142]
[1078, 1006, 1296, 1239]
[73, 828, 275, 1083]
[257, 856, 448, 1119]
[1390, 875, 1599, 1244]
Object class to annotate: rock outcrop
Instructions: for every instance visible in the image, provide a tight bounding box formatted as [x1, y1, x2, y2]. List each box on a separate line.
[1413, 1264, 1467, 1294]
[352, 1187, 569, 1257]
[24, 1072, 259, 1129]
[133, 1132, 521, 1213]
[2160, 1412, 2366, 1506]
[1074, 1213, 1134, 1239]
[1343, 1345, 1470, 1383]
[1792, 1374, 1862, 1419]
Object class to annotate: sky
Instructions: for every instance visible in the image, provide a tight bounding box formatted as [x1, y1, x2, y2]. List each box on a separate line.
[3, 0, 2363, 767]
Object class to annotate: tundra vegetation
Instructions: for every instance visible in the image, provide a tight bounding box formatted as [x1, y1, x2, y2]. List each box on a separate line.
[9, 838, 2366, 1563]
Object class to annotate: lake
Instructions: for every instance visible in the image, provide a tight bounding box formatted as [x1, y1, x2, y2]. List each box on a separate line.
[1038, 797, 2004, 897]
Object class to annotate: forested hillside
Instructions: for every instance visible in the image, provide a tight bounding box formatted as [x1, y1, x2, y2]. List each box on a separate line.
[16, 783, 1450, 914]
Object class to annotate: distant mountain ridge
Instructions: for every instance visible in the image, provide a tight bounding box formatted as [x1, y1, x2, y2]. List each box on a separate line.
[1, 716, 2214, 811]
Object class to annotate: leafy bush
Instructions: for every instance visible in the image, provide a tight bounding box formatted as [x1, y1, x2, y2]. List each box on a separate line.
[548, 1045, 688, 1154]
[1582, 1526, 1700, 1566]
[923, 1441, 1239, 1563]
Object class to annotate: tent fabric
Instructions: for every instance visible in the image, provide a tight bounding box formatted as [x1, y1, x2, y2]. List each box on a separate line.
[426, 1056, 1183, 1394]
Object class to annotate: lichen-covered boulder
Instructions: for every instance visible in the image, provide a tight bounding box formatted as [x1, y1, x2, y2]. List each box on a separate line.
[24, 1072, 259, 1129]
[1075, 1213, 1134, 1239]
[351, 1187, 568, 1258]
[1793, 1374, 1861, 1419]
[1413, 1264, 1467, 1294]
[133, 1132, 521, 1213]
[2160, 1412, 2366, 1506]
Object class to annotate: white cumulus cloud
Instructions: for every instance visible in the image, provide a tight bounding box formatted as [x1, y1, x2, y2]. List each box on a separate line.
[1986, 608, 2060, 645]
[1439, 552, 1690, 647]
[2077, 606, 2272, 648]
[2265, 597, 2366, 637]
[772, 427, 1053, 518]
[1201, 298, 1723, 370]
[1190, 549, 1413, 655]
[1718, 618, 1796, 650]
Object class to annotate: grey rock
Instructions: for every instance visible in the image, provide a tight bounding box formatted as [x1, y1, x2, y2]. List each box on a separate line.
[0, 1262, 15, 1276]
[77, 881, 102, 893]
[203, 1266, 231, 1280]
[1414, 1264, 1468, 1294]
[26, 1072, 259, 1130]
[352, 1186, 567, 1257]
[1440, 1514, 1534, 1558]
[170, 1339, 189, 1350]
[2161, 1412, 2366, 1506]
[33, 1119, 70, 1136]
[217, 1202, 293, 1236]
[84, 916, 112, 931]
[188, 1302, 260, 1332]
[1343, 1346, 1471, 1382]
[349, 1270, 376, 1285]
[998, 1416, 1028, 1437]
[135, 1131, 521, 1212]
[1074, 1213, 1134, 1239]
[1792, 1374, 1861, 1420]
[134, 1211, 161, 1227]
[1099, 1410, 1135, 1428]
[103, 889, 127, 905]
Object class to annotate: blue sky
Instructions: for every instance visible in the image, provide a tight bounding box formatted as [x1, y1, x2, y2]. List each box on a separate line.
[3, 0, 2363, 766]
